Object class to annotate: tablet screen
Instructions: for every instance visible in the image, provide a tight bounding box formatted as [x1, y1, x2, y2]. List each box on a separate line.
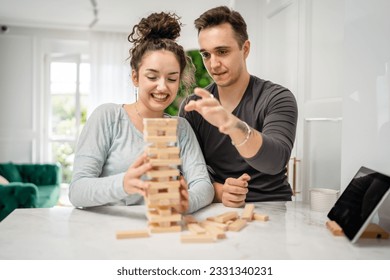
[327, 166, 390, 243]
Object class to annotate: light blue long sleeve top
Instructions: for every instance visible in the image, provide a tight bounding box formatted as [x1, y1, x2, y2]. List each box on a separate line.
[69, 103, 214, 213]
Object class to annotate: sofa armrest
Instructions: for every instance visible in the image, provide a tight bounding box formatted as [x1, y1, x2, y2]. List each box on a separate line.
[16, 163, 62, 186]
[0, 183, 38, 221]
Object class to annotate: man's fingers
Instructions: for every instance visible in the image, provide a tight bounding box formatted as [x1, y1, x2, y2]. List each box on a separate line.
[226, 177, 249, 188]
[194, 87, 214, 99]
[238, 173, 251, 181]
[223, 184, 248, 195]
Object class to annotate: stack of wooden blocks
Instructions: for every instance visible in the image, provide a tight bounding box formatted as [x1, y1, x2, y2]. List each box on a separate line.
[143, 118, 182, 233]
[115, 118, 270, 241]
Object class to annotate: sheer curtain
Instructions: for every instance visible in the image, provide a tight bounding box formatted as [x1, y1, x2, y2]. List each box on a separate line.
[88, 31, 135, 116]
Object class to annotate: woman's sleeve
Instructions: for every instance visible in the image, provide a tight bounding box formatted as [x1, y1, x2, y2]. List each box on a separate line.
[178, 118, 214, 213]
[68, 105, 127, 207]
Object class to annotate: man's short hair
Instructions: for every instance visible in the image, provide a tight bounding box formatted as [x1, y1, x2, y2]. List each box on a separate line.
[194, 6, 248, 48]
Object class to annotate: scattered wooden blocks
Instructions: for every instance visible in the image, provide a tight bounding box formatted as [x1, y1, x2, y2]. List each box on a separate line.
[116, 229, 150, 239]
[241, 203, 255, 221]
[188, 223, 207, 234]
[228, 218, 247, 232]
[253, 213, 269, 222]
[200, 222, 226, 239]
[213, 211, 238, 223]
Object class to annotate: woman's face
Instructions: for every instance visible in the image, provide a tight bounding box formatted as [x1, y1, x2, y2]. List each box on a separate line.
[133, 50, 181, 115]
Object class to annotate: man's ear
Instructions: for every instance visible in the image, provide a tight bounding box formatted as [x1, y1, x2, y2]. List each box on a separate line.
[131, 70, 139, 86]
[243, 40, 250, 59]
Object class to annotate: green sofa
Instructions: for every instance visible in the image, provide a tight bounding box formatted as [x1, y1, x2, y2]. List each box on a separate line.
[0, 162, 61, 221]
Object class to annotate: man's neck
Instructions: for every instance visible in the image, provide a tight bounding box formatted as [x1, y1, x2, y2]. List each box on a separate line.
[218, 73, 251, 112]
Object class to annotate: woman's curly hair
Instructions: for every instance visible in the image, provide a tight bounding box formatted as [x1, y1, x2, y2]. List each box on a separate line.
[128, 12, 195, 95]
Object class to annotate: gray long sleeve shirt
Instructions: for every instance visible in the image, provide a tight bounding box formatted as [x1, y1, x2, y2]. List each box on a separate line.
[69, 103, 214, 213]
[180, 76, 298, 202]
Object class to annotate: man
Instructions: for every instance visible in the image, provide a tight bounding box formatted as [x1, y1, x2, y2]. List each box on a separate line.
[179, 6, 298, 207]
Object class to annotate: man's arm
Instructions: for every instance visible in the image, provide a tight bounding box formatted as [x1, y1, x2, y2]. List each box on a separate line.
[184, 87, 297, 175]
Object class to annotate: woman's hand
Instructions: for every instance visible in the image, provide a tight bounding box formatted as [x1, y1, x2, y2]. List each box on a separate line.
[123, 153, 152, 196]
[173, 176, 189, 214]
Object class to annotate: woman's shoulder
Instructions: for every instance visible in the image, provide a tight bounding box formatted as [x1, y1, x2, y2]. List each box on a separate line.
[90, 103, 126, 121]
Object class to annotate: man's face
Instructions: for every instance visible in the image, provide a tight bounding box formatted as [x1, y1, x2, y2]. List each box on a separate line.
[198, 23, 249, 88]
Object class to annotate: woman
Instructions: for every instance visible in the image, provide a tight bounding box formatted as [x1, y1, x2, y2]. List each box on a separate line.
[69, 12, 214, 213]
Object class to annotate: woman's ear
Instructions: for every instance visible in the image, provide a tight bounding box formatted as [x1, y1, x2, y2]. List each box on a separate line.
[131, 70, 139, 86]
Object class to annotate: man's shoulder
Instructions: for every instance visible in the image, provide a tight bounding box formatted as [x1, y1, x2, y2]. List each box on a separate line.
[251, 75, 290, 93]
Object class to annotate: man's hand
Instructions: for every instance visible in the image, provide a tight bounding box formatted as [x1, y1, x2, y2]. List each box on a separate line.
[184, 88, 236, 134]
[214, 173, 251, 208]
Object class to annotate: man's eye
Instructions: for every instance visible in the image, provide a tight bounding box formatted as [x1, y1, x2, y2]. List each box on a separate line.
[200, 52, 210, 59]
[218, 50, 228, 55]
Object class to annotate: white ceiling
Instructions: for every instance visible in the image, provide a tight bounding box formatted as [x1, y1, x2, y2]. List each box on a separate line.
[0, 0, 232, 34]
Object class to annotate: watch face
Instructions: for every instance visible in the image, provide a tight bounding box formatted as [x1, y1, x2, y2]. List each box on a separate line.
[327, 166, 390, 243]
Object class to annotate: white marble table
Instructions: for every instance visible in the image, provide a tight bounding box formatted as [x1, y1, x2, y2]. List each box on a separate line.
[0, 202, 389, 260]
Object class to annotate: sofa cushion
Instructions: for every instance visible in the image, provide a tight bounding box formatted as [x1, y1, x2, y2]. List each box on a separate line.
[36, 185, 61, 208]
[0, 162, 22, 182]
[0, 183, 38, 221]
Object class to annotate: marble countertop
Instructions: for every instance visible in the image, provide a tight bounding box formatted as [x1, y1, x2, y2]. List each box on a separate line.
[0, 202, 389, 260]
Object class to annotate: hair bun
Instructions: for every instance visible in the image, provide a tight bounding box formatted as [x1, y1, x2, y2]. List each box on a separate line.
[135, 12, 182, 42]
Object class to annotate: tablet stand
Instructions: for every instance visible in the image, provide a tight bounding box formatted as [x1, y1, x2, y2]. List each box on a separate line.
[326, 220, 389, 239]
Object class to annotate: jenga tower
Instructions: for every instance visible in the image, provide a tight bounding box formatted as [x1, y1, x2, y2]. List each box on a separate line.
[143, 118, 182, 233]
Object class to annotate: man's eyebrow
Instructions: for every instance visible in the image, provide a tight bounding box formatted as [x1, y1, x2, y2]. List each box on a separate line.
[199, 46, 230, 53]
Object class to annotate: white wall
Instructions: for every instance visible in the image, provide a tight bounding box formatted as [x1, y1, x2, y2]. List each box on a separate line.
[341, 0, 390, 187]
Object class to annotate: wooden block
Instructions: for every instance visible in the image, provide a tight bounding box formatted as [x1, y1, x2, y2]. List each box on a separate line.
[149, 224, 182, 233]
[253, 213, 269, 222]
[201, 223, 226, 239]
[147, 199, 180, 208]
[241, 204, 255, 221]
[145, 136, 177, 143]
[143, 118, 178, 127]
[147, 213, 182, 223]
[144, 127, 177, 134]
[146, 169, 180, 178]
[156, 207, 172, 216]
[214, 211, 239, 223]
[149, 181, 180, 191]
[183, 215, 198, 224]
[187, 223, 207, 234]
[201, 220, 228, 231]
[181, 233, 215, 243]
[228, 219, 247, 232]
[326, 220, 344, 236]
[148, 192, 180, 202]
[116, 229, 150, 239]
[360, 223, 389, 239]
[147, 147, 180, 155]
[149, 158, 182, 166]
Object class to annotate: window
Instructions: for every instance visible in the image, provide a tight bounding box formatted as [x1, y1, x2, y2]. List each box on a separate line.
[46, 55, 90, 183]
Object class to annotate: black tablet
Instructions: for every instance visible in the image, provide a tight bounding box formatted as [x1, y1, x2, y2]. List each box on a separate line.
[327, 166, 390, 243]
